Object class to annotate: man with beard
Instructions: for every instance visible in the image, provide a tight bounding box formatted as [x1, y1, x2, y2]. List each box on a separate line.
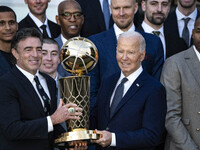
[164, 0, 200, 48]
[19, 0, 60, 39]
[138, 0, 187, 59]
[88, 0, 164, 110]
[161, 17, 200, 150]
[55, 0, 84, 76]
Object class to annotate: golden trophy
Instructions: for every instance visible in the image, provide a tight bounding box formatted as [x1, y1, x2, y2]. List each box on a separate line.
[55, 37, 100, 148]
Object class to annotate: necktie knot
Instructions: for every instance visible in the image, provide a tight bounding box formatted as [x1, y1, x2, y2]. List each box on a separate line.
[182, 17, 190, 25]
[40, 24, 49, 38]
[152, 31, 160, 36]
[121, 77, 128, 84]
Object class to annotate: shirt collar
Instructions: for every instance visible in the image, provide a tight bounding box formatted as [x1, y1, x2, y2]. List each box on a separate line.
[29, 12, 48, 28]
[193, 45, 200, 62]
[16, 65, 44, 83]
[176, 7, 197, 21]
[61, 34, 68, 45]
[141, 21, 164, 36]
[119, 66, 143, 84]
[114, 23, 135, 39]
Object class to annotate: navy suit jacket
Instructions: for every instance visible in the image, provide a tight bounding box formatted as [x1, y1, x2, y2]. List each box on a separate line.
[90, 71, 167, 150]
[88, 27, 164, 109]
[137, 25, 188, 58]
[19, 14, 61, 39]
[0, 66, 62, 150]
[164, 9, 200, 47]
[0, 51, 11, 77]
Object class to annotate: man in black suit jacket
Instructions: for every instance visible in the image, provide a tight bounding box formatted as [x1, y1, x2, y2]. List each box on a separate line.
[164, 0, 200, 47]
[138, 0, 187, 59]
[0, 28, 82, 150]
[19, 0, 60, 39]
[76, 0, 114, 37]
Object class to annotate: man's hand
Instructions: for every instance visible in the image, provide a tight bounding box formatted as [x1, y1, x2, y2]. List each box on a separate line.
[50, 99, 82, 125]
[91, 130, 112, 147]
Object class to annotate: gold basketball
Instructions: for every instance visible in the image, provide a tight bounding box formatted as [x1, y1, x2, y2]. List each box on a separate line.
[60, 37, 98, 76]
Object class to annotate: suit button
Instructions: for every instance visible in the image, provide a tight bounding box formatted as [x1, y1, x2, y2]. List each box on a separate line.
[198, 112, 200, 115]
[106, 127, 109, 130]
[196, 128, 200, 131]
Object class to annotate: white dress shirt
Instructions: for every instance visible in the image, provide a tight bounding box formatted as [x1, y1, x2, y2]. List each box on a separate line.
[29, 12, 52, 38]
[110, 66, 143, 146]
[113, 23, 135, 40]
[141, 21, 166, 60]
[193, 45, 200, 62]
[176, 8, 197, 46]
[16, 65, 54, 132]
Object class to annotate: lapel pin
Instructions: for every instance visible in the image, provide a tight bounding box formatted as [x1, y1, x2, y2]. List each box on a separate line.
[136, 83, 139, 87]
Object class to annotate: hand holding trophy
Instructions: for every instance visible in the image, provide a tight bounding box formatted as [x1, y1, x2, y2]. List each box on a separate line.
[55, 37, 101, 148]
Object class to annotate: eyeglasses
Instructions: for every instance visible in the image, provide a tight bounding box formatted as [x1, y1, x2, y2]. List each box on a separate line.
[59, 12, 83, 20]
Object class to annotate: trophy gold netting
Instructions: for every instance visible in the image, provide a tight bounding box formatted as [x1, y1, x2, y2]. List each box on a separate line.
[54, 37, 100, 147]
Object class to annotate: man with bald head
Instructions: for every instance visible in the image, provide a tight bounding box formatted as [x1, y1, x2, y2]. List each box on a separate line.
[161, 17, 200, 150]
[88, 0, 164, 110]
[90, 31, 166, 150]
[55, 0, 84, 76]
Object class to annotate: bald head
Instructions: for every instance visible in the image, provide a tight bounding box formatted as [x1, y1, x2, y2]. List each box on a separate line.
[58, 0, 82, 14]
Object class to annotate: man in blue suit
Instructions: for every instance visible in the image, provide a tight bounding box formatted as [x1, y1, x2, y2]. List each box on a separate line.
[90, 31, 166, 150]
[88, 0, 164, 109]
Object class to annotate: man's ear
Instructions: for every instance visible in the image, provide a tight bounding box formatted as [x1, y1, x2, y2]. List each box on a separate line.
[12, 48, 19, 60]
[141, 0, 146, 12]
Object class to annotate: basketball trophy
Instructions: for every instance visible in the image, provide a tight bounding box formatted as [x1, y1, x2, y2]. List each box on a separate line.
[54, 37, 100, 148]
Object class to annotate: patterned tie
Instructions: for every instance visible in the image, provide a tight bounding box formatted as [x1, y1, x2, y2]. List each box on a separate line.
[152, 31, 161, 36]
[103, 0, 110, 30]
[34, 76, 51, 116]
[182, 18, 190, 47]
[110, 78, 128, 118]
[40, 24, 49, 38]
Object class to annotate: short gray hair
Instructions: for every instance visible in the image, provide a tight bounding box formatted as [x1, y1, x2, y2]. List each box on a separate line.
[118, 31, 146, 52]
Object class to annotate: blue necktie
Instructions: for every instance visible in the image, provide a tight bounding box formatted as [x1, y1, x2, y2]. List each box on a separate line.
[34, 76, 51, 116]
[110, 78, 128, 118]
[182, 18, 190, 47]
[103, 0, 110, 30]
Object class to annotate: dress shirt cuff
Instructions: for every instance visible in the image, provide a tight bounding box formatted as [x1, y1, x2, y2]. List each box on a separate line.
[47, 116, 54, 132]
[110, 132, 116, 146]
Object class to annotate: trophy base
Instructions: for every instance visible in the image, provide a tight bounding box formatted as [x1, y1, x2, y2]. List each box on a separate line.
[55, 129, 101, 147]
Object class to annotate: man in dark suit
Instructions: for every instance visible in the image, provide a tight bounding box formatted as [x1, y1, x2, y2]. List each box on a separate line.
[0, 6, 18, 77]
[55, 0, 84, 77]
[139, 0, 187, 59]
[76, 0, 114, 37]
[90, 31, 167, 150]
[0, 28, 82, 150]
[88, 0, 164, 109]
[164, 0, 200, 47]
[19, 0, 60, 39]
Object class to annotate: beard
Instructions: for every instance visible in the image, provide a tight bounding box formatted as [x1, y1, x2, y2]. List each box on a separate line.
[179, 0, 196, 9]
[147, 13, 166, 25]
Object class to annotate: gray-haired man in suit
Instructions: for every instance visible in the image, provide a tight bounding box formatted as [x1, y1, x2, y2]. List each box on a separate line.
[161, 17, 200, 150]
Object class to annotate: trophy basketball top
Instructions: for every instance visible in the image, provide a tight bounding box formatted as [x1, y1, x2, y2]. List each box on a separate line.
[60, 37, 98, 76]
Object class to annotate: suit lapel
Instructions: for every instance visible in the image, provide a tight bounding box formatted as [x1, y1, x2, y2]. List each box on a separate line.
[110, 71, 147, 120]
[12, 67, 45, 116]
[102, 28, 119, 71]
[184, 47, 200, 87]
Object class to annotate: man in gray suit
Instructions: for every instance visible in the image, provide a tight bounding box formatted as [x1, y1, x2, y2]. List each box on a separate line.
[55, 0, 84, 76]
[160, 17, 200, 150]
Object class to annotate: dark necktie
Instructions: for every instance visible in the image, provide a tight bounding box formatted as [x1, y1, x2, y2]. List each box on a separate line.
[152, 31, 161, 36]
[182, 18, 190, 47]
[110, 78, 128, 118]
[34, 76, 51, 116]
[103, 0, 110, 30]
[40, 25, 49, 38]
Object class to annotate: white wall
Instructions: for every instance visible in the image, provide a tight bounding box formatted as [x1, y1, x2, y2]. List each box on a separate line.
[0, 0, 63, 23]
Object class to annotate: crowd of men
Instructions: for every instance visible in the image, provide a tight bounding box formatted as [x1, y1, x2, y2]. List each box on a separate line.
[0, 0, 200, 149]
